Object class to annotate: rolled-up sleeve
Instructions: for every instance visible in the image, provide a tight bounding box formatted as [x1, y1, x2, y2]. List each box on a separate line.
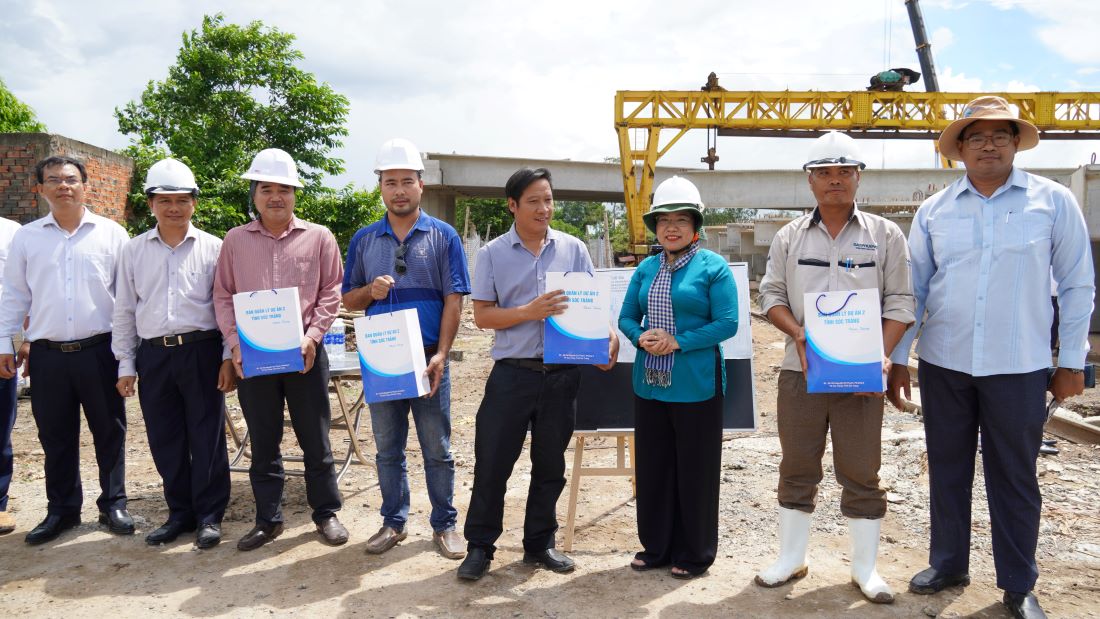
[758, 227, 790, 315]
[880, 223, 916, 325]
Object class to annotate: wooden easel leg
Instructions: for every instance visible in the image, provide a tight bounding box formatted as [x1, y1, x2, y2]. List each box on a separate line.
[563, 435, 586, 553]
[627, 432, 637, 497]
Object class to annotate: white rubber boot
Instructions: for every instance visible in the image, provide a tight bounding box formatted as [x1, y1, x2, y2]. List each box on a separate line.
[754, 507, 811, 587]
[848, 518, 894, 604]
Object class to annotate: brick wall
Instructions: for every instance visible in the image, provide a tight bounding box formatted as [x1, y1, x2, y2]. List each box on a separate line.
[0, 133, 134, 225]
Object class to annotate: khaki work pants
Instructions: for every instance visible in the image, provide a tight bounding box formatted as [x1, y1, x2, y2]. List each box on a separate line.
[775, 370, 886, 519]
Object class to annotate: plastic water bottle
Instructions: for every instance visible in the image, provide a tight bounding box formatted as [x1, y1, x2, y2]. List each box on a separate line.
[324, 319, 346, 364]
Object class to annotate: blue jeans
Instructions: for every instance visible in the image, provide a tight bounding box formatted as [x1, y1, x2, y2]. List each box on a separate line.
[369, 365, 457, 532]
[0, 375, 18, 511]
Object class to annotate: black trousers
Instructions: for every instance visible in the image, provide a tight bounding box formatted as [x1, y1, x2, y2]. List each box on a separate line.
[236, 347, 340, 525]
[633, 371, 724, 574]
[919, 360, 1047, 593]
[464, 362, 579, 557]
[136, 337, 230, 526]
[29, 337, 126, 516]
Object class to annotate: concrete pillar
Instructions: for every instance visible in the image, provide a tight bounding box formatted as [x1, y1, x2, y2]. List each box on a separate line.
[421, 188, 457, 226]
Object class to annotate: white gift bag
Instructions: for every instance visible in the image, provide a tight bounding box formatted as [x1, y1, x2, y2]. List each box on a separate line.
[803, 288, 884, 393]
[544, 271, 610, 364]
[233, 288, 305, 377]
[354, 308, 430, 403]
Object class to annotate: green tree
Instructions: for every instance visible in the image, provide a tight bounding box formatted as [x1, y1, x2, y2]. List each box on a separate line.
[703, 208, 756, 225]
[0, 77, 47, 132]
[115, 14, 351, 237]
[456, 198, 513, 240]
[554, 201, 606, 236]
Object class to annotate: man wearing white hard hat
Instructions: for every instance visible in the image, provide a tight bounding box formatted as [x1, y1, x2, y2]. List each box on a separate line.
[112, 158, 236, 549]
[0, 156, 131, 544]
[756, 132, 914, 604]
[342, 139, 471, 559]
[213, 148, 348, 551]
[888, 96, 1094, 619]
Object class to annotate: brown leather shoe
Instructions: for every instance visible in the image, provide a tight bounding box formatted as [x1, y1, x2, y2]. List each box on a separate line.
[316, 516, 349, 546]
[237, 522, 284, 551]
[433, 529, 466, 559]
[0, 511, 15, 535]
[365, 525, 407, 555]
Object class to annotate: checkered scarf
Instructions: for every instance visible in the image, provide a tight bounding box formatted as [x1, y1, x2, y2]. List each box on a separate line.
[644, 242, 699, 387]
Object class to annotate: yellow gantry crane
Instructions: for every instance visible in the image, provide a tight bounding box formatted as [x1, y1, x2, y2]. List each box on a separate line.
[615, 89, 1100, 255]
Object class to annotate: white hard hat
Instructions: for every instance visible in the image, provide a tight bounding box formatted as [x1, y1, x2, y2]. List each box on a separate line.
[803, 131, 866, 170]
[374, 138, 425, 174]
[145, 158, 199, 195]
[240, 148, 304, 188]
[644, 176, 705, 234]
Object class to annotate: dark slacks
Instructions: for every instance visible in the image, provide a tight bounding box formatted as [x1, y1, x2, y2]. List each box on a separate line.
[919, 360, 1047, 593]
[236, 347, 340, 525]
[0, 374, 18, 510]
[633, 387, 723, 575]
[136, 337, 230, 526]
[29, 337, 127, 516]
[464, 362, 579, 557]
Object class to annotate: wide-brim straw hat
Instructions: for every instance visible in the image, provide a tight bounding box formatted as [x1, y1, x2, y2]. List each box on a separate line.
[938, 95, 1039, 161]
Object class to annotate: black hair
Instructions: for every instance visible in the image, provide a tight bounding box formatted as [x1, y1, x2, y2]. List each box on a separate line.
[35, 156, 87, 184]
[504, 167, 552, 203]
[376, 170, 423, 181]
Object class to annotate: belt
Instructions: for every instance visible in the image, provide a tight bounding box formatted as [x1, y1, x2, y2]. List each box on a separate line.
[498, 357, 577, 373]
[143, 329, 222, 348]
[35, 332, 111, 353]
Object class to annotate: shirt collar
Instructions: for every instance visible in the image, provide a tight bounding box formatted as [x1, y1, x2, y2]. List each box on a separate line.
[505, 223, 560, 249]
[376, 211, 431, 240]
[44, 206, 94, 231]
[954, 166, 1029, 199]
[803, 204, 860, 230]
[149, 222, 199, 244]
[244, 215, 307, 238]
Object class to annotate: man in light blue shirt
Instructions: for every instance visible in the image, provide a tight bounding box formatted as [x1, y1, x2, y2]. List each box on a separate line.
[887, 96, 1094, 619]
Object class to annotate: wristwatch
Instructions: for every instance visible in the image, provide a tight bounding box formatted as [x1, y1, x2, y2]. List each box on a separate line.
[1062, 367, 1084, 375]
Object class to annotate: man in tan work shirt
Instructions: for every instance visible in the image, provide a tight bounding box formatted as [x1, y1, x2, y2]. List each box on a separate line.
[754, 132, 914, 604]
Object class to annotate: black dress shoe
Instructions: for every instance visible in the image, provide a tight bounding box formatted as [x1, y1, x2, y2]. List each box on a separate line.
[457, 547, 491, 581]
[1004, 591, 1047, 619]
[146, 520, 197, 545]
[908, 566, 971, 594]
[195, 524, 221, 549]
[99, 509, 135, 535]
[522, 548, 575, 573]
[24, 514, 80, 545]
[237, 522, 283, 551]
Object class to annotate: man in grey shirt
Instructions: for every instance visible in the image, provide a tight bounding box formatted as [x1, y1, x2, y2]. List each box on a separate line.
[457, 167, 617, 581]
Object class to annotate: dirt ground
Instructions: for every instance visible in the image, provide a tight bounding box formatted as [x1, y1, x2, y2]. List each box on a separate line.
[1, 307, 1099, 618]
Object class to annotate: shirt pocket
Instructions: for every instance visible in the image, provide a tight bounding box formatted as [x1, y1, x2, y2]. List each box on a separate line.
[1001, 211, 1052, 255]
[183, 267, 215, 302]
[82, 253, 114, 285]
[838, 252, 879, 289]
[928, 217, 974, 264]
[293, 256, 320, 293]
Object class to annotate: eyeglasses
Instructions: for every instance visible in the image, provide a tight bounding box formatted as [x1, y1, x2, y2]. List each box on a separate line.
[964, 132, 1014, 149]
[395, 243, 408, 275]
[43, 176, 82, 187]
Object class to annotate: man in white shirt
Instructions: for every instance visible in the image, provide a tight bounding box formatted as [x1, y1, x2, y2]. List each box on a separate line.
[113, 159, 236, 549]
[0, 156, 131, 545]
[0, 215, 22, 535]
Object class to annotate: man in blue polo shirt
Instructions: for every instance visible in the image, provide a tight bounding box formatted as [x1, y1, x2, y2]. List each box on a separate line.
[342, 138, 471, 560]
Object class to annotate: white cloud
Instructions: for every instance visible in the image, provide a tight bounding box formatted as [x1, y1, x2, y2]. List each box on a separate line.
[931, 27, 955, 53]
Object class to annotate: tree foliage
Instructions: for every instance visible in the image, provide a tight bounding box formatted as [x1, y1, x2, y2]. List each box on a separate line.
[115, 14, 354, 238]
[455, 198, 513, 240]
[0, 77, 47, 133]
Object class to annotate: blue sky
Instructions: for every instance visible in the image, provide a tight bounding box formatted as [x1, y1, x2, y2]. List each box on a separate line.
[1, 0, 1097, 188]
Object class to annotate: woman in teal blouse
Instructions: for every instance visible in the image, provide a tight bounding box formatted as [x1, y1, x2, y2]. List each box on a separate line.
[618, 176, 739, 579]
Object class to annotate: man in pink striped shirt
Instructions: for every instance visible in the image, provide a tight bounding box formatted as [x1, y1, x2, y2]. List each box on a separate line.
[212, 148, 348, 551]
